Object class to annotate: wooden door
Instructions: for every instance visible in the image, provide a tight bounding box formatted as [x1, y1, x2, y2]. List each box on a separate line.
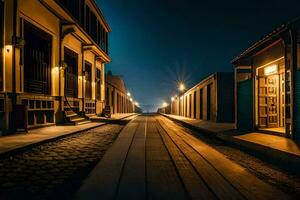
[267, 75, 279, 128]
[64, 47, 78, 98]
[85, 62, 92, 99]
[258, 75, 279, 128]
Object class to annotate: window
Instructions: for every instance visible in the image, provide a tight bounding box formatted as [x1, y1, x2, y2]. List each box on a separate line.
[57, 0, 81, 24]
[24, 21, 52, 95]
[57, 0, 108, 55]
[90, 11, 97, 42]
[85, 5, 91, 34]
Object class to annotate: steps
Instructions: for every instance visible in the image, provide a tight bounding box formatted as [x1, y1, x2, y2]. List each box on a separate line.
[65, 110, 91, 125]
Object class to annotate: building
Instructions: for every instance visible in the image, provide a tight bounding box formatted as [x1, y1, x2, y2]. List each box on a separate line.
[0, 0, 110, 132]
[171, 72, 234, 123]
[105, 72, 135, 114]
[157, 105, 171, 114]
[232, 18, 300, 140]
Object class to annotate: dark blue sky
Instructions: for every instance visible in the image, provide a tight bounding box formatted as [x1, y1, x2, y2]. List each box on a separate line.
[96, 0, 300, 112]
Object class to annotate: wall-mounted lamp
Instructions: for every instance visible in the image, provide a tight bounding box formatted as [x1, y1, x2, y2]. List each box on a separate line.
[5, 45, 12, 53]
[59, 61, 68, 71]
[264, 64, 278, 76]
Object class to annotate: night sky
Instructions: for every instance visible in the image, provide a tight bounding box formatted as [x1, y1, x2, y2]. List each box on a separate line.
[96, 0, 300, 112]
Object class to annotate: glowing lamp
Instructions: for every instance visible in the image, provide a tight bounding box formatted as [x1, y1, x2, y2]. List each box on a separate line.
[163, 102, 168, 107]
[178, 83, 186, 91]
[264, 64, 278, 76]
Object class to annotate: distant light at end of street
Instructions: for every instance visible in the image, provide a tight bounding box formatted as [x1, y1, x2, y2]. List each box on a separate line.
[163, 102, 168, 107]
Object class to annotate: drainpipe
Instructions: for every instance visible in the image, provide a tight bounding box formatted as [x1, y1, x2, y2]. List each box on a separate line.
[11, 0, 17, 131]
[81, 44, 85, 115]
[289, 29, 297, 139]
[58, 22, 62, 119]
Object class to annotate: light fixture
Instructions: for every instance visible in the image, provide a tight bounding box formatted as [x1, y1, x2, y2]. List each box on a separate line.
[127, 92, 131, 97]
[171, 97, 175, 102]
[162, 102, 168, 107]
[135, 101, 139, 106]
[5, 45, 12, 53]
[178, 82, 185, 92]
[264, 64, 278, 76]
[130, 98, 133, 102]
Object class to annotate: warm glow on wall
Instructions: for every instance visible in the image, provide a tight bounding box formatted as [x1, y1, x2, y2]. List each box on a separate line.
[264, 64, 278, 76]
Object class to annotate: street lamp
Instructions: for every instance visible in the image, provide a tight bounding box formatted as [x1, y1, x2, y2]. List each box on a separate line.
[162, 102, 168, 107]
[130, 98, 133, 102]
[171, 97, 175, 102]
[127, 92, 131, 97]
[135, 102, 139, 107]
[178, 82, 186, 92]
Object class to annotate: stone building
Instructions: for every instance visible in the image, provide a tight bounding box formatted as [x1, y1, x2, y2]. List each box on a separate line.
[105, 72, 135, 114]
[0, 0, 110, 132]
[171, 72, 234, 123]
[232, 18, 300, 140]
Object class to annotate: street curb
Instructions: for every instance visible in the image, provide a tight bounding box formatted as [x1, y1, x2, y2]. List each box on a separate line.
[90, 113, 138, 123]
[0, 114, 138, 159]
[161, 114, 300, 171]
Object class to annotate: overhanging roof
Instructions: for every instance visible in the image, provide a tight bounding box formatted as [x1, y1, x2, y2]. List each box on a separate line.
[231, 17, 300, 65]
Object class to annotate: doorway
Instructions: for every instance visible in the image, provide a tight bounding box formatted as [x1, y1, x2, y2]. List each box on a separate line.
[257, 62, 285, 133]
[64, 47, 78, 98]
[207, 84, 211, 120]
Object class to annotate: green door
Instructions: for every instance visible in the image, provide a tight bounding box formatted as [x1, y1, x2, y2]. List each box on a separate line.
[294, 70, 300, 139]
[237, 79, 253, 131]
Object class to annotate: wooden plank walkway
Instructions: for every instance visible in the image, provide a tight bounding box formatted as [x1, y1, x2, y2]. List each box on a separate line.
[77, 115, 291, 200]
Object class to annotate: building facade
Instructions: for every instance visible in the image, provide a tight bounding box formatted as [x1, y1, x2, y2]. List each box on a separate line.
[171, 72, 234, 123]
[105, 72, 135, 114]
[233, 19, 300, 140]
[0, 0, 110, 132]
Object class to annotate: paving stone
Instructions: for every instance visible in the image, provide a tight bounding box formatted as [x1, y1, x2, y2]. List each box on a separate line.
[0, 124, 123, 199]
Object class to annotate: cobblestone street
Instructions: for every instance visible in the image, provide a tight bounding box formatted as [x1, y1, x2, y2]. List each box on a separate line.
[0, 124, 123, 200]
